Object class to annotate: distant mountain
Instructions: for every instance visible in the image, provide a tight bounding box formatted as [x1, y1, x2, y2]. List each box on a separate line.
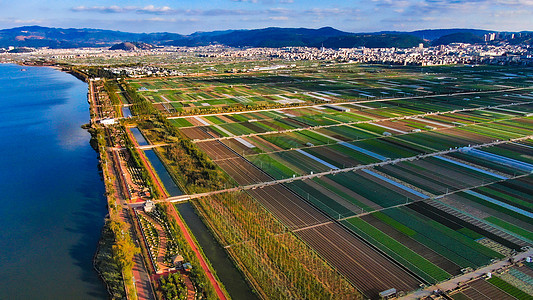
[321, 33, 424, 49]
[408, 29, 490, 41]
[0, 25, 529, 49]
[165, 27, 350, 47]
[431, 32, 484, 46]
[212, 27, 349, 47]
[0, 25, 349, 48]
[0, 26, 184, 48]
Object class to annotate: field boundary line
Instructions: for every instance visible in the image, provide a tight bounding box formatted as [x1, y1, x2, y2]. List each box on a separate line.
[160, 135, 533, 204]
[166, 86, 533, 120]
[189, 99, 533, 145]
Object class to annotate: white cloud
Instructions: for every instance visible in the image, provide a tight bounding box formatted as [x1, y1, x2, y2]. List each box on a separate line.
[138, 5, 174, 14]
[269, 16, 289, 20]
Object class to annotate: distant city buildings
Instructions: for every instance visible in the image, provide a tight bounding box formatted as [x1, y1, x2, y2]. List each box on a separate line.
[1, 40, 532, 74]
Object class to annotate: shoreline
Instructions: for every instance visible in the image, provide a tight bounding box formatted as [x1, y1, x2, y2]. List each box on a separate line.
[0, 63, 109, 299]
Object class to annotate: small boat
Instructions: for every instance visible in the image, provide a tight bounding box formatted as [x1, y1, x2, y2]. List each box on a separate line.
[21, 68, 27, 71]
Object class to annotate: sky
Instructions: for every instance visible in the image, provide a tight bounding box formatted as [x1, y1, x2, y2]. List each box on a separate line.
[0, 0, 531, 34]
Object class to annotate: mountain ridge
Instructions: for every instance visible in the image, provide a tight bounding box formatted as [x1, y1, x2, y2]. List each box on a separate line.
[0, 26, 529, 49]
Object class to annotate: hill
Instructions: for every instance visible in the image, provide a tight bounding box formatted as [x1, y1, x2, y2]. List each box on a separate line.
[432, 32, 484, 45]
[109, 42, 154, 51]
[164, 27, 350, 47]
[321, 34, 424, 49]
[408, 29, 489, 40]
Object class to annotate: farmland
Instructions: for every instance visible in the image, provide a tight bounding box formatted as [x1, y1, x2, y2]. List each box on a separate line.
[127, 64, 533, 299]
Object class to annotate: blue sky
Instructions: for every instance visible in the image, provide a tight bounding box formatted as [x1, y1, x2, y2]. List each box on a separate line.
[0, 0, 531, 34]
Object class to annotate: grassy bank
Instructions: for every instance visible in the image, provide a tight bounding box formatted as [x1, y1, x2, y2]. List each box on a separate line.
[94, 220, 128, 299]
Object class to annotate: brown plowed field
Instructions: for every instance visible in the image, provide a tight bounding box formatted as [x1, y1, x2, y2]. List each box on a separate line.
[248, 136, 284, 152]
[180, 127, 216, 140]
[306, 146, 360, 169]
[221, 138, 257, 156]
[247, 184, 330, 229]
[197, 140, 272, 185]
[461, 286, 491, 300]
[197, 140, 240, 160]
[218, 158, 272, 185]
[438, 128, 495, 144]
[378, 120, 416, 132]
[260, 120, 287, 131]
[467, 278, 515, 300]
[186, 117, 209, 127]
[316, 128, 352, 142]
[197, 137, 423, 298]
[296, 223, 422, 299]
[349, 110, 388, 120]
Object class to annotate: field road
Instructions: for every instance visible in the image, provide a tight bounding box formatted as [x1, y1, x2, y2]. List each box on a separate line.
[400, 248, 533, 299]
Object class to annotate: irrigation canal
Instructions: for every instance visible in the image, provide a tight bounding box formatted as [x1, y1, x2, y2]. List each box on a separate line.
[137, 134, 258, 299]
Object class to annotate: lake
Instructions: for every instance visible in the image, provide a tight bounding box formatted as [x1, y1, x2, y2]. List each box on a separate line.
[0, 64, 108, 299]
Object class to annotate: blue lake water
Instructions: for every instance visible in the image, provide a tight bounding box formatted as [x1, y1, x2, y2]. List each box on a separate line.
[0, 64, 107, 299]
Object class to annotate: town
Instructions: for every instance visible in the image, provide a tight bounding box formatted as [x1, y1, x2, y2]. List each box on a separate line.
[1, 40, 532, 78]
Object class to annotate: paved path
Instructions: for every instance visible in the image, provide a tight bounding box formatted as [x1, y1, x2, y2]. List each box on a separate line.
[400, 248, 533, 299]
[167, 203, 228, 300]
[132, 251, 155, 300]
[124, 208, 156, 300]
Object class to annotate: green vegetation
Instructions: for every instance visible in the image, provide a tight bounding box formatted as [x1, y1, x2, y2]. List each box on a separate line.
[159, 273, 187, 300]
[109, 217, 140, 300]
[345, 217, 450, 283]
[457, 227, 484, 240]
[124, 138, 164, 199]
[122, 80, 158, 116]
[194, 192, 360, 299]
[487, 276, 533, 300]
[94, 220, 127, 300]
[372, 211, 417, 236]
[104, 80, 123, 106]
[130, 112, 233, 194]
[484, 216, 533, 241]
[156, 142, 231, 193]
[156, 204, 219, 299]
[93, 124, 139, 300]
